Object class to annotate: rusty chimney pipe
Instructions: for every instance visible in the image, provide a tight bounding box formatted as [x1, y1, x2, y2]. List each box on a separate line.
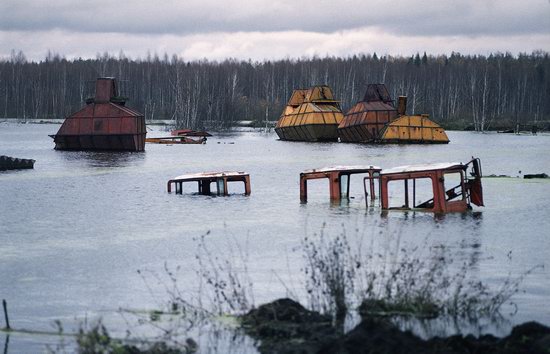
[397, 96, 407, 116]
[95, 78, 117, 103]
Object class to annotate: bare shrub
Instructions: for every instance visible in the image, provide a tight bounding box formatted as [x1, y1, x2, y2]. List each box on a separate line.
[193, 232, 255, 315]
[301, 225, 539, 322]
[302, 224, 357, 328]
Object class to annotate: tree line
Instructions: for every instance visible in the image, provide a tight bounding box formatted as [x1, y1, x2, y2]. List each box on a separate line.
[1, 50, 548, 131]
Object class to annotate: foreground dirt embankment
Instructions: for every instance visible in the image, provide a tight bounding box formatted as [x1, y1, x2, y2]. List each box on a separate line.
[241, 298, 550, 354]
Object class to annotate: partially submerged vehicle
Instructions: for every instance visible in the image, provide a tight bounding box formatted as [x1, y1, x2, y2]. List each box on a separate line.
[338, 84, 398, 143]
[171, 129, 212, 137]
[50, 78, 146, 151]
[300, 158, 484, 213]
[300, 166, 381, 203]
[146, 136, 206, 144]
[379, 158, 483, 213]
[275, 86, 344, 142]
[167, 171, 251, 196]
[338, 84, 449, 144]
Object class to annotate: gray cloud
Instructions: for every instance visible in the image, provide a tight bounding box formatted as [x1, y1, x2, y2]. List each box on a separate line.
[2, 29, 549, 62]
[1, 0, 549, 37]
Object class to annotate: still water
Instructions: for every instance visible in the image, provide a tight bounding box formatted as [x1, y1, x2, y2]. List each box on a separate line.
[1, 122, 549, 352]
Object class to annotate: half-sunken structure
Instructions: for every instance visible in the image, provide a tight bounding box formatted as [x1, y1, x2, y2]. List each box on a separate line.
[275, 86, 343, 142]
[338, 84, 399, 143]
[50, 78, 146, 151]
[338, 84, 449, 144]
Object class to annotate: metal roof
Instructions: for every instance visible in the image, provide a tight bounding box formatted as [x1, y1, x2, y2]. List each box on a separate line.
[302, 165, 382, 174]
[381, 162, 464, 175]
[171, 171, 249, 181]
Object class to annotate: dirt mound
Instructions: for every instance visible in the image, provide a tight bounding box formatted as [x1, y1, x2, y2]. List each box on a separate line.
[241, 298, 550, 354]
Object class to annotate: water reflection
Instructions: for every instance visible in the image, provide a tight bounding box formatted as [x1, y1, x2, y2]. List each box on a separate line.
[59, 150, 146, 168]
[2, 335, 8, 354]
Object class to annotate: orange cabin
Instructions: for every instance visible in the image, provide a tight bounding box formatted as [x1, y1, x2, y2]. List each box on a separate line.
[379, 158, 483, 213]
[299, 158, 484, 213]
[299, 165, 382, 203]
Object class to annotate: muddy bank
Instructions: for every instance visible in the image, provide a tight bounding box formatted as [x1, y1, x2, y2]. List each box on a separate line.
[241, 299, 550, 354]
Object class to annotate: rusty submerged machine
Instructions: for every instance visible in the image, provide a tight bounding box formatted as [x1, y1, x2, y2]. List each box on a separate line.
[300, 157, 483, 213]
[145, 129, 211, 145]
[276, 83, 449, 144]
[50, 78, 146, 151]
[167, 171, 251, 196]
[339, 84, 449, 144]
[165, 158, 483, 214]
[275, 86, 343, 142]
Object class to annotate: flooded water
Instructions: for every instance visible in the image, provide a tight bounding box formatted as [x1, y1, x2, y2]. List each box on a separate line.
[1, 122, 550, 352]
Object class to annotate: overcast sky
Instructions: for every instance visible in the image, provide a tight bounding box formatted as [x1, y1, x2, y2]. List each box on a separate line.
[1, 0, 549, 61]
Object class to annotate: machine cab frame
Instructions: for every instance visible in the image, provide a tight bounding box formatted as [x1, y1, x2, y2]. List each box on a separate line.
[167, 171, 251, 196]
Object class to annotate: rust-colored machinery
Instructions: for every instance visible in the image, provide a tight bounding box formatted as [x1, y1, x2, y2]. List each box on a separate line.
[379, 158, 483, 213]
[299, 158, 484, 213]
[167, 171, 251, 196]
[275, 86, 343, 142]
[338, 84, 398, 142]
[300, 165, 381, 203]
[50, 78, 146, 151]
[338, 84, 449, 144]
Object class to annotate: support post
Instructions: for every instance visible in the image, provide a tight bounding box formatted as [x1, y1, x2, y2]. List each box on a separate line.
[404, 179, 409, 208]
[2, 300, 10, 330]
[300, 176, 308, 203]
[244, 176, 251, 195]
[369, 173, 376, 200]
[329, 172, 341, 201]
[413, 178, 416, 207]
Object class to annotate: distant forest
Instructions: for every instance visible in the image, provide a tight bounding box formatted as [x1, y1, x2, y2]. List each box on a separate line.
[1, 50, 549, 131]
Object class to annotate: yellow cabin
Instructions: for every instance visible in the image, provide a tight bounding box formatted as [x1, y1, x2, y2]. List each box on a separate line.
[380, 114, 449, 144]
[275, 86, 343, 142]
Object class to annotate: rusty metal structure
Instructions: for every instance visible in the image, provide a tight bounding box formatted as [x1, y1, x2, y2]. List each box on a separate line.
[171, 129, 212, 137]
[299, 158, 484, 213]
[378, 158, 483, 213]
[300, 165, 381, 202]
[146, 136, 207, 144]
[167, 171, 251, 196]
[50, 78, 146, 151]
[338, 84, 399, 142]
[275, 86, 343, 142]
[380, 114, 449, 143]
[338, 84, 449, 144]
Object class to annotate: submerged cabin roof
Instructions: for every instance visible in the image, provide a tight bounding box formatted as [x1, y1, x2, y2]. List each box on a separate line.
[170, 171, 249, 181]
[302, 165, 382, 174]
[381, 162, 464, 175]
